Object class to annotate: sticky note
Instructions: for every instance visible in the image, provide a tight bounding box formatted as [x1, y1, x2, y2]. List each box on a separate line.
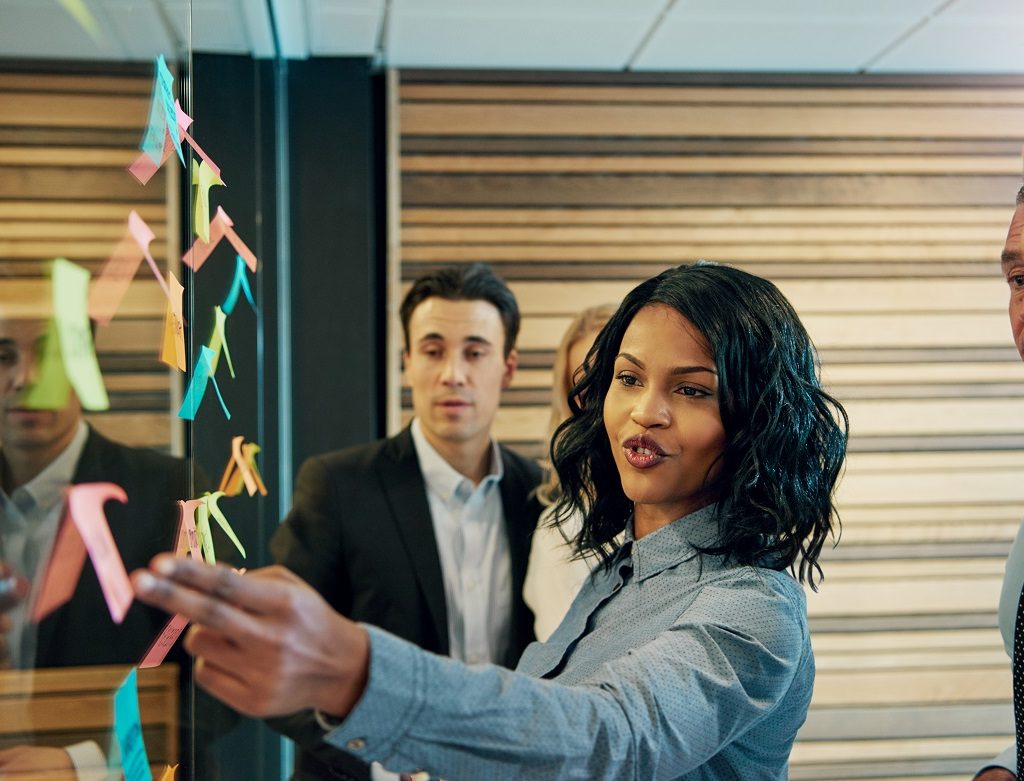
[218, 437, 268, 498]
[52, 258, 109, 411]
[114, 668, 153, 781]
[57, 0, 108, 47]
[159, 272, 186, 372]
[139, 613, 189, 669]
[159, 765, 178, 781]
[192, 159, 225, 243]
[128, 211, 169, 299]
[156, 56, 183, 166]
[67, 482, 134, 624]
[178, 345, 230, 421]
[89, 233, 144, 326]
[195, 500, 216, 564]
[175, 498, 204, 560]
[20, 317, 71, 410]
[206, 306, 234, 378]
[222, 254, 257, 316]
[31, 506, 87, 623]
[182, 207, 257, 273]
[204, 491, 246, 559]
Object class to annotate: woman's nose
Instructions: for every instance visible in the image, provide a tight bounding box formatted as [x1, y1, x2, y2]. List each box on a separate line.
[630, 389, 669, 428]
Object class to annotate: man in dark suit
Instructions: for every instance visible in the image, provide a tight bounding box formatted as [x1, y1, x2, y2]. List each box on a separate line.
[0, 308, 227, 778]
[271, 263, 542, 780]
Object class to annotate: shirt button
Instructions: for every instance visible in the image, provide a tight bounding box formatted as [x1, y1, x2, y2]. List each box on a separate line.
[346, 738, 367, 751]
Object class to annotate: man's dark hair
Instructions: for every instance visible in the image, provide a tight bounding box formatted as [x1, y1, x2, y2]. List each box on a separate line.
[400, 263, 520, 357]
[1017, 184, 1024, 204]
[551, 261, 848, 590]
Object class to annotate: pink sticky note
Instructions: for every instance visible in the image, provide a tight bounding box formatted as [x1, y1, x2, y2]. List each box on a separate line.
[182, 208, 230, 272]
[128, 132, 174, 185]
[175, 498, 204, 560]
[88, 233, 144, 325]
[31, 508, 88, 623]
[67, 483, 134, 624]
[139, 613, 189, 669]
[223, 224, 258, 273]
[128, 211, 169, 299]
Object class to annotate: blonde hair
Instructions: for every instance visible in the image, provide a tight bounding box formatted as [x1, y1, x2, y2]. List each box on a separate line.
[536, 303, 618, 506]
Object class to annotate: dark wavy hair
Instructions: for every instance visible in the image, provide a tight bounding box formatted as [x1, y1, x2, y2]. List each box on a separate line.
[551, 262, 848, 589]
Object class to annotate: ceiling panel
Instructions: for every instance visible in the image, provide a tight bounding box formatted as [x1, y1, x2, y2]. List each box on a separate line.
[635, 1, 941, 72]
[386, 10, 656, 69]
[307, 0, 385, 57]
[0, 0, 132, 60]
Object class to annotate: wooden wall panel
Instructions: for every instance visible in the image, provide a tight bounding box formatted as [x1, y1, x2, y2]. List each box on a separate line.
[394, 70, 1024, 778]
[0, 64, 176, 452]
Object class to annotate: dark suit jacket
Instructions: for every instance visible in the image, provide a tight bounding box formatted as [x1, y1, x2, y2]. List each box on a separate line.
[26, 426, 234, 778]
[269, 425, 542, 780]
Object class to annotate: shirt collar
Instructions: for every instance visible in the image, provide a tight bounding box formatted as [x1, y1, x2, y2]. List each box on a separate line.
[2, 420, 89, 517]
[410, 418, 503, 502]
[629, 503, 721, 582]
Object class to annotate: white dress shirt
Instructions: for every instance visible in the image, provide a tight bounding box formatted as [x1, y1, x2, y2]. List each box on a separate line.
[410, 418, 512, 666]
[0, 420, 88, 668]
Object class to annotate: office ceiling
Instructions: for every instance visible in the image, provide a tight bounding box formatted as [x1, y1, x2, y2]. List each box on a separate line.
[0, 0, 1022, 73]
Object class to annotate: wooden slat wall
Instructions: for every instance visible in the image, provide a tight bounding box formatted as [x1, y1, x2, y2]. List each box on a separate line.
[0, 65, 176, 451]
[395, 71, 1024, 779]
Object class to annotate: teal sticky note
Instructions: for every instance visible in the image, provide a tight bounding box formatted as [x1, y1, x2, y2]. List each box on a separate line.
[114, 668, 153, 781]
[177, 345, 231, 421]
[222, 255, 257, 316]
[156, 56, 184, 165]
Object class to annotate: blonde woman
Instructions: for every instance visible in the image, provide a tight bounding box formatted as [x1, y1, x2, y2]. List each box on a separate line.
[523, 303, 618, 641]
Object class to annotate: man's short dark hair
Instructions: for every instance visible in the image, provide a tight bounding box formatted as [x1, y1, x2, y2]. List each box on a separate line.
[400, 263, 520, 357]
[1017, 184, 1024, 204]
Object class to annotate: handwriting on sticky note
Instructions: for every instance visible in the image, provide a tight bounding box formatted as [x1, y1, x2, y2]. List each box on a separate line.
[114, 668, 153, 781]
[67, 482, 134, 624]
[139, 613, 189, 669]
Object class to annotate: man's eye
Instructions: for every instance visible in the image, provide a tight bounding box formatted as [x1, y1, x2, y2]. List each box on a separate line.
[1013, 275, 1024, 289]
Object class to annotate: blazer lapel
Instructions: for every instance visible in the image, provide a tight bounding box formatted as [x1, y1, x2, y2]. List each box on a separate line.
[375, 428, 449, 653]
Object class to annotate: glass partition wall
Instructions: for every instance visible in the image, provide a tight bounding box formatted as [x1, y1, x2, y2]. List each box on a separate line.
[0, 4, 278, 778]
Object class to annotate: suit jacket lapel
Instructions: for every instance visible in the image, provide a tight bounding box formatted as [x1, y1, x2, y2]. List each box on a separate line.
[375, 428, 449, 653]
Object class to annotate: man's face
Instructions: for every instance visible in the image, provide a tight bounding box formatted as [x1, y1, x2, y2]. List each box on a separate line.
[403, 297, 516, 456]
[0, 318, 81, 457]
[1003, 202, 1024, 362]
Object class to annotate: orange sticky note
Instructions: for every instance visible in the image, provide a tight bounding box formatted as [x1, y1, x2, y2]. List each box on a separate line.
[31, 507, 88, 623]
[67, 483, 134, 624]
[218, 437, 268, 498]
[159, 272, 186, 372]
[159, 764, 178, 781]
[175, 498, 204, 560]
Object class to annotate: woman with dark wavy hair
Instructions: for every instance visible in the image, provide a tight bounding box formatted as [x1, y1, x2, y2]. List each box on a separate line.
[132, 261, 847, 781]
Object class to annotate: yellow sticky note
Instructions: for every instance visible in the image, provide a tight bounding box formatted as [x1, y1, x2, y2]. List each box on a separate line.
[159, 272, 186, 371]
[192, 159, 225, 243]
[159, 764, 178, 781]
[207, 306, 234, 378]
[51, 259, 108, 411]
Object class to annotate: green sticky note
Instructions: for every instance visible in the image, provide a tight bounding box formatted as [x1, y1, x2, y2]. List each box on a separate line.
[52, 258, 109, 411]
[204, 491, 246, 559]
[196, 501, 216, 564]
[21, 318, 71, 409]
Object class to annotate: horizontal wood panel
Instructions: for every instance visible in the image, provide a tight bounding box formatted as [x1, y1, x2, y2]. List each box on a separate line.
[396, 72, 1024, 779]
[0, 92, 148, 129]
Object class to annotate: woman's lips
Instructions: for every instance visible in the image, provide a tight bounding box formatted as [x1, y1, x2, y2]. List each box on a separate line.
[622, 435, 667, 469]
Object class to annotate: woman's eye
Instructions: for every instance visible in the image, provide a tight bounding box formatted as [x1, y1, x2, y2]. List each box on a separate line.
[615, 372, 639, 387]
[677, 385, 709, 397]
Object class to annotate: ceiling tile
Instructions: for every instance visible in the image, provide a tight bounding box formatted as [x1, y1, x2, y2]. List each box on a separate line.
[386, 10, 656, 69]
[0, 0, 130, 60]
[391, 0, 665, 13]
[634, 5, 938, 72]
[870, 16, 1024, 73]
[307, 4, 384, 56]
